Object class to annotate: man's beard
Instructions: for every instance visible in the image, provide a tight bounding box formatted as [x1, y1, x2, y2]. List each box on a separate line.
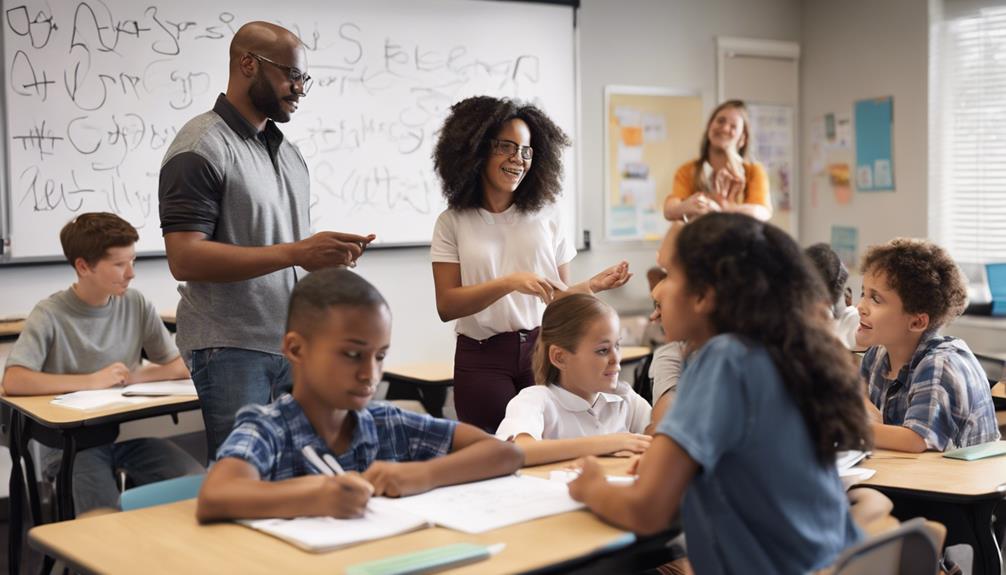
[249, 70, 291, 123]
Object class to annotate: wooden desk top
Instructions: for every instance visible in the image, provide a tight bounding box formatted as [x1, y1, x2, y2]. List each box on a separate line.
[383, 363, 454, 384]
[0, 393, 199, 428]
[0, 319, 26, 338]
[384, 348, 651, 385]
[620, 346, 651, 363]
[29, 462, 634, 575]
[860, 447, 1006, 501]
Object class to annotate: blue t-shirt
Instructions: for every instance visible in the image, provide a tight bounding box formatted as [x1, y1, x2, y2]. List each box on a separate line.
[657, 334, 861, 575]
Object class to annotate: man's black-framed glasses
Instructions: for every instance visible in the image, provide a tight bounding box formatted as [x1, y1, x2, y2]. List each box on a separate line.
[490, 139, 533, 161]
[248, 52, 312, 94]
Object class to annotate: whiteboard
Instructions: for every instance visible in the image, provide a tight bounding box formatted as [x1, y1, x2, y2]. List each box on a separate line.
[1, 0, 578, 261]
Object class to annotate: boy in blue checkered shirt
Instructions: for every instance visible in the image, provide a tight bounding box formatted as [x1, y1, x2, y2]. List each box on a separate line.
[857, 238, 998, 452]
[197, 268, 523, 521]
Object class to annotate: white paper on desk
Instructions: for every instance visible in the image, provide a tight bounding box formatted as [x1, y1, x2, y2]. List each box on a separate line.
[387, 474, 585, 534]
[121, 379, 197, 397]
[50, 389, 149, 411]
[246, 498, 432, 550]
[836, 450, 868, 471]
[241, 499, 429, 553]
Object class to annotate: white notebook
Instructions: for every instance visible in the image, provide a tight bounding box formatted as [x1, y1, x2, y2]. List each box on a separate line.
[51, 379, 197, 410]
[241, 498, 429, 553]
[241, 475, 585, 552]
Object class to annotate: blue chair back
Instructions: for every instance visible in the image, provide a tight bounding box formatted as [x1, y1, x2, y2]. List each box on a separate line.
[120, 474, 206, 512]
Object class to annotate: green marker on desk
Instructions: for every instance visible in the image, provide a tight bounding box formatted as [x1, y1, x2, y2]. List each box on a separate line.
[346, 542, 505, 575]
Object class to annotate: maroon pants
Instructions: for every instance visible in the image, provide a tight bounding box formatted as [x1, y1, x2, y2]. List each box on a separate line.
[453, 328, 540, 433]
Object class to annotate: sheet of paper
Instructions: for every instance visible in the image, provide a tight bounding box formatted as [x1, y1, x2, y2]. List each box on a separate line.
[387, 475, 585, 534]
[121, 379, 197, 396]
[242, 499, 428, 553]
[50, 389, 149, 411]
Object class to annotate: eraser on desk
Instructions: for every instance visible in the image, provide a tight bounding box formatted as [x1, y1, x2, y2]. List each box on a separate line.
[346, 543, 499, 575]
[943, 441, 1006, 461]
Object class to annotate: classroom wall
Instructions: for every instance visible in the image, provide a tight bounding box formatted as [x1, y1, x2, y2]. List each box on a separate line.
[572, 0, 802, 312]
[0, 0, 803, 362]
[798, 0, 929, 258]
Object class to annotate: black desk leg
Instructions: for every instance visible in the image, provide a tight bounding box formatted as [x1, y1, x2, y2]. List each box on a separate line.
[969, 499, 1003, 575]
[21, 429, 43, 527]
[8, 411, 25, 575]
[56, 435, 77, 522]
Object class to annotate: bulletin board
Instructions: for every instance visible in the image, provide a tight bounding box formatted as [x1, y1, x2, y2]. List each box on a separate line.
[604, 87, 704, 241]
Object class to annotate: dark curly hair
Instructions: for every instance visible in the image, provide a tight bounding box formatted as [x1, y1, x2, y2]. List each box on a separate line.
[860, 238, 968, 330]
[433, 96, 570, 213]
[805, 243, 849, 306]
[676, 213, 870, 462]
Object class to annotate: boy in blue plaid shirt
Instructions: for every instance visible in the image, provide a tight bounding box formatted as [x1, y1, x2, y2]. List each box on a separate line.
[856, 238, 998, 452]
[197, 268, 523, 521]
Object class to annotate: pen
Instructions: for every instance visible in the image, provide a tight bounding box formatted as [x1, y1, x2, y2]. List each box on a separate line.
[302, 445, 336, 476]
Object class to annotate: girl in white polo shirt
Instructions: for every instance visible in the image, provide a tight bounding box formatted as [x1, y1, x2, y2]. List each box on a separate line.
[495, 294, 651, 465]
[431, 96, 630, 432]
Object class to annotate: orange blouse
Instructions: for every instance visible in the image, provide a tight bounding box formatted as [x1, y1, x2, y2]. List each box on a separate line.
[670, 160, 771, 209]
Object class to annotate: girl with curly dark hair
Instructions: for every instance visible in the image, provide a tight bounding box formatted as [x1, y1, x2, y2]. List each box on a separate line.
[663, 100, 772, 222]
[431, 96, 631, 431]
[568, 213, 870, 574]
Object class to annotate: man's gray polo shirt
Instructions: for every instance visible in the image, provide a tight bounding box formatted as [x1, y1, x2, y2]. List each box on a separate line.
[158, 93, 310, 358]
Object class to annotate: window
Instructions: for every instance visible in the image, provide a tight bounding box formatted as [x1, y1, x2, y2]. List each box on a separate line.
[931, 3, 1006, 272]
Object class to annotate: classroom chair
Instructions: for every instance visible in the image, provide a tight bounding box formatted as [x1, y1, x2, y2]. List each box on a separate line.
[828, 517, 941, 575]
[119, 473, 205, 512]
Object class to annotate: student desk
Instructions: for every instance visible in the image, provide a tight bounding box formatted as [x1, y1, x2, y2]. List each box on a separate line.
[160, 310, 177, 333]
[27, 458, 671, 574]
[383, 347, 652, 418]
[1, 393, 200, 574]
[0, 314, 178, 337]
[0, 319, 26, 341]
[858, 447, 1006, 575]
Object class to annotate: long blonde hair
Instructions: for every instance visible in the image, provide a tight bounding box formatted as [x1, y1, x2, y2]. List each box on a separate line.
[692, 100, 752, 192]
[532, 294, 617, 386]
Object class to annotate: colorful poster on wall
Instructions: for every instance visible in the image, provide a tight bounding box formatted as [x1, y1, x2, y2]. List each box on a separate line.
[830, 225, 859, 269]
[748, 103, 796, 236]
[604, 87, 704, 241]
[854, 97, 894, 192]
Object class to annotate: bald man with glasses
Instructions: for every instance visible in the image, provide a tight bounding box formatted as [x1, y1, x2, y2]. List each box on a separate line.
[158, 22, 376, 459]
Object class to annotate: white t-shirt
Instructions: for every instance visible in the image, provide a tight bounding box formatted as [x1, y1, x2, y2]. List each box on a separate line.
[833, 305, 860, 349]
[494, 381, 651, 441]
[431, 203, 576, 340]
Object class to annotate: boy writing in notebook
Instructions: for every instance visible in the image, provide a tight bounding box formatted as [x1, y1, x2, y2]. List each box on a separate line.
[2, 213, 203, 514]
[197, 268, 523, 521]
[857, 238, 999, 452]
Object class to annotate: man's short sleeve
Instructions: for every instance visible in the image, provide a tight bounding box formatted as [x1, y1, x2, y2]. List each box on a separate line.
[158, 152, 224, 236]
[4, 306, 55, 373]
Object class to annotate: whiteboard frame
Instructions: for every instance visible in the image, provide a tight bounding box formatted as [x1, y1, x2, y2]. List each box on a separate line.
[0, 0, 583, 265]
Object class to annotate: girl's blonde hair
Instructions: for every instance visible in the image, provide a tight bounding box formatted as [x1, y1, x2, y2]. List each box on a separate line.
[532, 294, 617, 385]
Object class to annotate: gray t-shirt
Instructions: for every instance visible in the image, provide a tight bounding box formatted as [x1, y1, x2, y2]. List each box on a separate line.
[158, 94, 311, 358]
[5, 288, 178, 376]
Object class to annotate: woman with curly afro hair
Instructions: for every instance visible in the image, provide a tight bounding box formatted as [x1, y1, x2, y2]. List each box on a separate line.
[430, 96, 631, 432]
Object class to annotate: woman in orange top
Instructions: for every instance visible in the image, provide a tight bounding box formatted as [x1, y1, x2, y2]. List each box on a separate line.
[663, 100, 772, 222]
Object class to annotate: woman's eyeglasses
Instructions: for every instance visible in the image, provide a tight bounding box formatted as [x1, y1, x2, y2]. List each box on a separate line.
[248, 52, 312, 94]
[490, 139, 533, 161]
